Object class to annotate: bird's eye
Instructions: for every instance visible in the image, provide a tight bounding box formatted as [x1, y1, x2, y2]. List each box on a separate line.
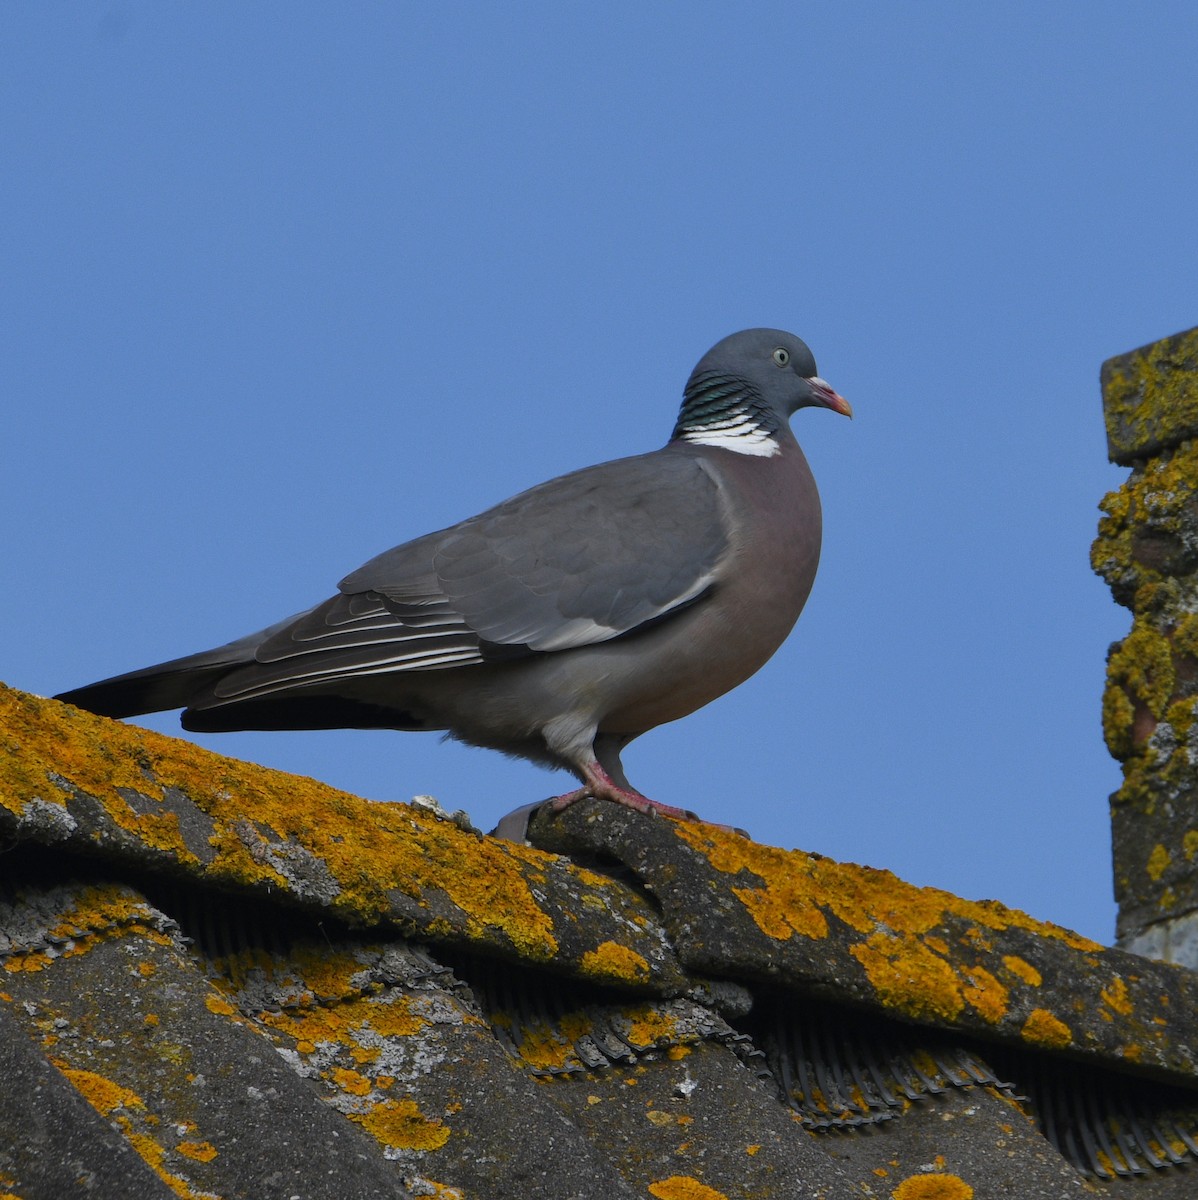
[772, 348, 790, 367]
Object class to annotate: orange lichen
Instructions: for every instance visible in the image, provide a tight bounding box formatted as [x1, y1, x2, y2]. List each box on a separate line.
[357, 1098, 450, 1151]
[175, 1141, 217, 1163]
[204, 994, 237, 1017]
[647, 1177, 730, 1200]
[670, 821, 1115, 1035]
[624, 1004, 682, 1047]
[510, 1010, 594, 1071]
[730, 882, 829, 940]
[1001, 956, 1041, 986]
[3, 885, 171, 984]
[331, 1067, 373, 1096]
[849, 934, 965, 1023]
[1021, 1009, 1072, 1050]
[119, 1129, 211, 1200]
[1101, 976, 1134, 1016]
[580, 940, 650, 984]
[3, 951, 51, 973]
[254, 976, 433, 1077]
[961, 964, 1009, 1024]
[60, 1067, 145, 1115]
[0, 684, 563, 963]
[892, 1173, 973, 1200]
[674, 822, 1101, 951]
[360, 993, 430, 1039]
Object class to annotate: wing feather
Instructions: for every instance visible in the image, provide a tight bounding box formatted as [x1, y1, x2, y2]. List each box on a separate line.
[202, 447, 729, 704]
[345, 447, 730, 654]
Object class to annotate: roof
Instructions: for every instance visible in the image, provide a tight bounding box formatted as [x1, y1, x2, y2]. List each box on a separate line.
[3, 680, 1198, 1198]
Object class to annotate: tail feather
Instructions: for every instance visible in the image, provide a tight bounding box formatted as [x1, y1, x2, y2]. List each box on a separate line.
[55, 658, 239, 719]
[54, 612, 312, 719]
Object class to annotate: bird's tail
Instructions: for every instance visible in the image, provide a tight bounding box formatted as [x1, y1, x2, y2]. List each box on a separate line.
[54, 611, 314, 720]
[54, 654, 241, 719]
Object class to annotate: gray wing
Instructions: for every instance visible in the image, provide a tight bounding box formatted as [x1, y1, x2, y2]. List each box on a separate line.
[211, 449, 728, 702]
[345, 449, 729, 652]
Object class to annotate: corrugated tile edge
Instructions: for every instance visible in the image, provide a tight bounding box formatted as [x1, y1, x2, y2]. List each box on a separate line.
[0, 682, 687, 994]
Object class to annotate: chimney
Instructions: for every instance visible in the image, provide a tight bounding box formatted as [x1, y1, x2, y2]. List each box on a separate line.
[1093, 325, 1198, 965]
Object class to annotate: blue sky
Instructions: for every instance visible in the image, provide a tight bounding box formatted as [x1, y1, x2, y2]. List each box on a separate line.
[5, 4, 1197, 943]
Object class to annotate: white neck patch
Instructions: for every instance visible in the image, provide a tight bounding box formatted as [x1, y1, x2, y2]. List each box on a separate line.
[678, 413, 780, 457]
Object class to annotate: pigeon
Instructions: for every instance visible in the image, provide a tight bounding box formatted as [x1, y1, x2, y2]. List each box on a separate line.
[55, 329, 851, 822]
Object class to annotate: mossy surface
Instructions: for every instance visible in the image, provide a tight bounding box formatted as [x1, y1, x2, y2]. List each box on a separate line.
[1092, 394, 1198, 937]
[0, 682, 686, 991]
[8, 677, 1198, 1105]
[533, 801, 1198, 1086]
[1101, 326, 1198, 465]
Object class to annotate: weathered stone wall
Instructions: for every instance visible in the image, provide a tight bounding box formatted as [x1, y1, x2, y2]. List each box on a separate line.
[1092, 325, 1198, 963]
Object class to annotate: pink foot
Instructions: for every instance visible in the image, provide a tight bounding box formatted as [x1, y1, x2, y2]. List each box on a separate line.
[545, 783, 703, 822]
[544, 763, 702, 822]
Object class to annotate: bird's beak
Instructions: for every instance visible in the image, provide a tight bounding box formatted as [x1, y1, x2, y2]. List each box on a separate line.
[807, 376, 853, 418]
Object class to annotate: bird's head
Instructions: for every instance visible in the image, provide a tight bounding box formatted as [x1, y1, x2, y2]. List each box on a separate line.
[693, 328, 852, 419]
[673, 328, 851, 455]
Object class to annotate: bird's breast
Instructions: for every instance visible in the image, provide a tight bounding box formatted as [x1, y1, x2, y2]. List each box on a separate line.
[595, 443, 823, 732]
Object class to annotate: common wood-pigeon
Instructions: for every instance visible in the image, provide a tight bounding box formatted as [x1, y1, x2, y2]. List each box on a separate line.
[56, 329, 851, 821]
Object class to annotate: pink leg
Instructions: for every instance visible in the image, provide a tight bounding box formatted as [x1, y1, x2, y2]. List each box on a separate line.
[544, 761, 702, 822]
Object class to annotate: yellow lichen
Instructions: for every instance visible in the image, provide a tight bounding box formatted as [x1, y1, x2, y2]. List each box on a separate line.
[3, 886, 171, 984]
[1147, 843, 1171, 881]
[1101, 329, 1198, 459]
[357, 1098, 450, 1151]
[891, 1173, 974, 1200]
[1021, 1009, 1072, 1050]
[359, 993, 429, 1038]
[647, 1177, 730, 1200]
[3, 952, 51, 973]
[579, 940, 650, 984]
[1107, 627, 1175, 720]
